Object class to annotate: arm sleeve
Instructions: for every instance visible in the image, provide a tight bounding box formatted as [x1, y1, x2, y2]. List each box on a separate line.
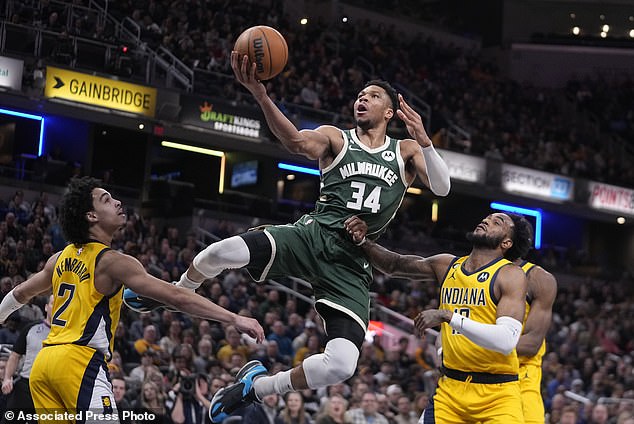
[422, 145, 451, 196]
[449, 314, 522, 355]
[0, 291, 24, 324]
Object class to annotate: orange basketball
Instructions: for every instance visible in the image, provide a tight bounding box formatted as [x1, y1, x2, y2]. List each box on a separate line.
[234, 25, 288, 80]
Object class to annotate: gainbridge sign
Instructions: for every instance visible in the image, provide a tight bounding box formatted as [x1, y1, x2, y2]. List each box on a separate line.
[44, 67, 157, 117]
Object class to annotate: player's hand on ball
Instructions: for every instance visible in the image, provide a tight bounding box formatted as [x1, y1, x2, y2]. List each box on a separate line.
[231, 51, 266, 99]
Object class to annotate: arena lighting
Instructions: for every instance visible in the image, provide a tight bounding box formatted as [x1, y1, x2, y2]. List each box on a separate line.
[490, 202, 542, 249]
[617, 217, 626, 225]
[160, 141, 226, 194]
[277, 162, 320, 176]
[629, 29, 634, 38]
[572, 26, 581, 35]
[300, 17, 308, 25]
[161, 141, 224, 157]
[431, 200, 438, 223]
[0, 108, 45, 156]
[602, 24, 610, 32]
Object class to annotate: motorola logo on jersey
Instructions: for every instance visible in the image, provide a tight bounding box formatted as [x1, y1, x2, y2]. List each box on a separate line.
[381, 151, 395, 161]
[477, 272, 490, 282]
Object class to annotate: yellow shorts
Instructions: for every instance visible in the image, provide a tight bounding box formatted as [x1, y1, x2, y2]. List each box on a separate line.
[519, 363, 545, 424]
[30, 344, 118, 424]
[420, 375, 525, 423]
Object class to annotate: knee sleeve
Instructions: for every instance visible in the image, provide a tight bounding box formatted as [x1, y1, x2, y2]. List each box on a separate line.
[193, 236, 250, 278]
[302, 338, 359, 389]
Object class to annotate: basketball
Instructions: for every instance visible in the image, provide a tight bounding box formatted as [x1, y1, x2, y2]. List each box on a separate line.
[234, 25, 288, 80]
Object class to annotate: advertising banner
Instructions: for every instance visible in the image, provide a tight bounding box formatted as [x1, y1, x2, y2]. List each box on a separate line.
[438, 149, 486, 184]
[180, 95, 262, 139]
[588, 182, 634, 216]
[0, 56, 24, 90]
[44, 66, 157, 117]
[501, 164, 573, 201]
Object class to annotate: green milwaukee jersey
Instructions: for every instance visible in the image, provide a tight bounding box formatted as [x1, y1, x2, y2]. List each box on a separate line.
[311, 128, 409, 240]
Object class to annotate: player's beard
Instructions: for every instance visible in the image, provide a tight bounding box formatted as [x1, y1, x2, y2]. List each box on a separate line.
[465, 231, 504, 250]
[356, 116, 372, 131]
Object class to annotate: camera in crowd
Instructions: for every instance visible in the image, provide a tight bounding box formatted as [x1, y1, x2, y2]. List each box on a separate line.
[179, 374, 207, 399]
[179, 375, 197, 399]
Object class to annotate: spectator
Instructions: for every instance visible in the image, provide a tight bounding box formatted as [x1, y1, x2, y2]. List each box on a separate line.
[193, 338, 214, 373]
[216, 325, 250, 370]
[559, 405, 578, 424]
[112, 377, 133, 424]
[133, 380, 171, 423]
[393, 396, 417, 424]
[160, 319, 183, 357]
[315, 393, 350, 424]
[267, 321, 294, 364]
[129, 348, 161, 383]
[256, 340, 287, 370]
[0, 314, 20, 345]
[293, 334, 322, 367]
[345, 392, 389, 424]
[278, 391, 313, 424]
[591, 404, 609, 424]
[134, 324, 162, 357]
[242, 393, 283, 424]
[170, 373, 211, 424]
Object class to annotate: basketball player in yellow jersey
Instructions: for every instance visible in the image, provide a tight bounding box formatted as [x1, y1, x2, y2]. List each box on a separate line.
[0, 177, 264, 423]
[345, 212, 533, 423]
[515, 260, 557, 424]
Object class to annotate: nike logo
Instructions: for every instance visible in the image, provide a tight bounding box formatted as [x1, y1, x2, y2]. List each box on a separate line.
[363, 262, 370, 269]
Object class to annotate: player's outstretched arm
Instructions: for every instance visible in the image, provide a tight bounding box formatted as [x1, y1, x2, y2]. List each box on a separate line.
[516, 267, 557, 357]
[344, 216, 446, 279]
[231, 51, 331, 160]
[107, 251, 265, 342]
[397, 94, 450, 196]
[0, 253, 58, 324]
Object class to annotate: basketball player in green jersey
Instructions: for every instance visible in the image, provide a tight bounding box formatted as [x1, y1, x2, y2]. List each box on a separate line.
[515, 259, 557, 423]
[345, 212, 532, 423]
[162, 51, 451, 422]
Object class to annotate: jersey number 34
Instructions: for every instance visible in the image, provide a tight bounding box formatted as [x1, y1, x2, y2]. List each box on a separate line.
[346, 182, 382, 213]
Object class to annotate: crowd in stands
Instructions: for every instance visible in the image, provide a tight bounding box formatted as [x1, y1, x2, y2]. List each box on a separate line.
[1, 3, 634, 421]
[0, 188, 632, 424]
[4, 0, 634, 189]
[102, 0, 634, 188]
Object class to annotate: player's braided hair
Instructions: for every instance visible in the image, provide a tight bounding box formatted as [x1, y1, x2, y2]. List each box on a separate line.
[59, 176, 101, 245]
[503, 213, 534, 261]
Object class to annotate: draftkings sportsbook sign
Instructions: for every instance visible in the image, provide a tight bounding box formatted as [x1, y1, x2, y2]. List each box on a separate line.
[181, 95, 262, 139]
[44, 67, 157, 117]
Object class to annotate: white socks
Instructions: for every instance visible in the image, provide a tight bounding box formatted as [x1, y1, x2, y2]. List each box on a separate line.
[175, 273, 200, 290]
[253, 369, 294, 399]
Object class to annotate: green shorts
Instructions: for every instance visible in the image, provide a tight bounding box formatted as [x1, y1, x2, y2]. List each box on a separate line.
[242, 214, 371, 331]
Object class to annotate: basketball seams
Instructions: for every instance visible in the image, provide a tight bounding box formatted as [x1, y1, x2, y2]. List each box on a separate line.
[247, 28, 253, 74]
[234, 25, 288, 80]
[258, 26, 273, 79]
